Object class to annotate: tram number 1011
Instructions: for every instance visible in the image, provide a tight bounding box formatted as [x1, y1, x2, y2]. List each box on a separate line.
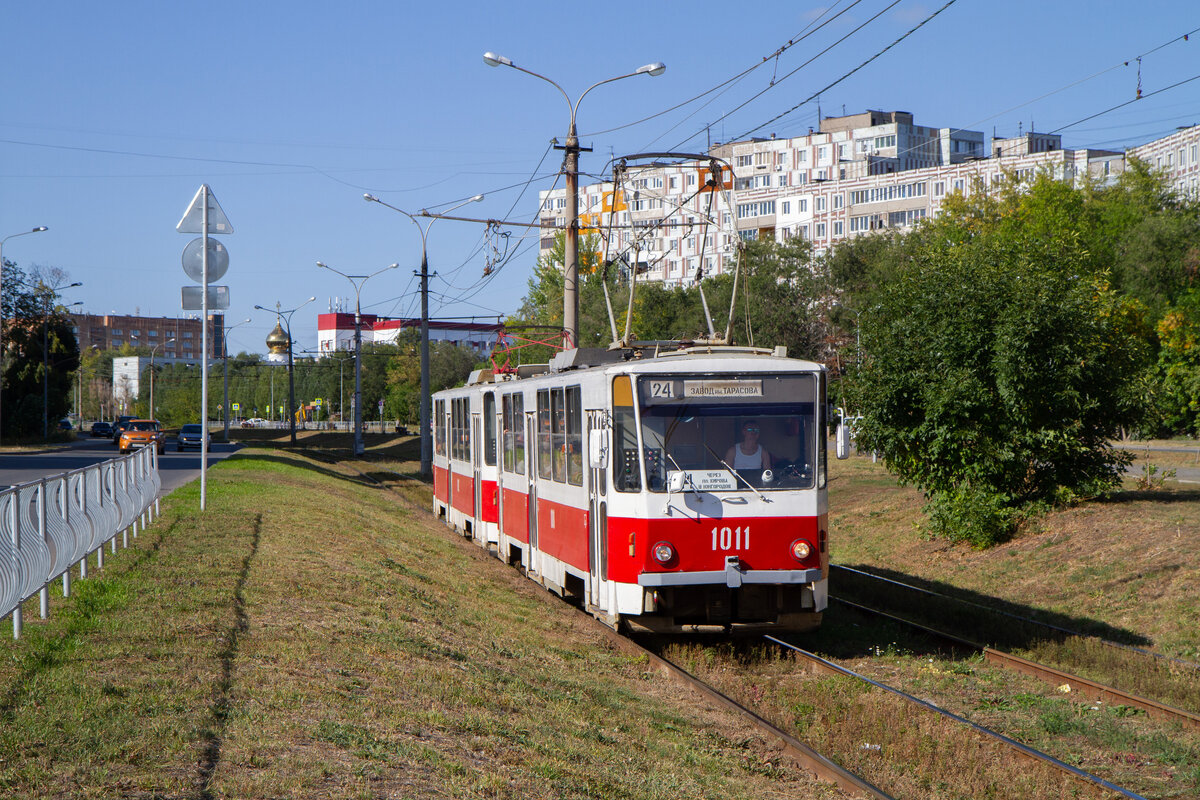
[712, 526, 750, 551]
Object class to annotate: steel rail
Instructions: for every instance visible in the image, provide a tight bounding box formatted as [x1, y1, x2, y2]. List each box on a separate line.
[601, 629, 893, 799]
[833, 596, 1200, 732]
[765, 635, 1147, 800]
[831, 563, 1200, 673]
[340, 459, 891, 799]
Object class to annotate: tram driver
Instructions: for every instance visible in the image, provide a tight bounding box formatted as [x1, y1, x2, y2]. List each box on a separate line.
[725, 419, 773, 474]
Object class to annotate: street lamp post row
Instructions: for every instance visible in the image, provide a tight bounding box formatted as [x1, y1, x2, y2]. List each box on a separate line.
[317, 261, 397, 456]
[0, 225, 49, 443]
[482, 52, 664, 347]
[222, 317, 252, 442]
[363, 193, 483, 475]
[255, 298, 315, 446]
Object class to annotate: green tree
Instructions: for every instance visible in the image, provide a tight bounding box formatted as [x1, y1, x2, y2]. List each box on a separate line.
[1, 267, 81, 439]
[1153, 288, 1200, 436]
[847, 178, 1150, 546]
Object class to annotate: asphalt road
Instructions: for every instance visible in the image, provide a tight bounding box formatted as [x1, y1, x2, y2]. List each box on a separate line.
[0, 434, 241, 494]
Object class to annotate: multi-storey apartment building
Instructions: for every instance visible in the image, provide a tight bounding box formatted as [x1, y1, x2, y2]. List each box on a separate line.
[70, 312, 225, 359]
[1129, 123, 1200, 199]
[538, 110, 1130, 287]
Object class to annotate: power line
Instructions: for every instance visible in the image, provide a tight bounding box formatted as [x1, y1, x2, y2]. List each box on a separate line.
[1049, 71, 1200, 136]
[584, 0, 865, 138]
[670, 0, 908, 152]
[736, 0, 961, 142]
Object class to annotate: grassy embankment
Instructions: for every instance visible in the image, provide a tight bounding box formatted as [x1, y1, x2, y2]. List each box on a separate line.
[0, 441, 843, 799]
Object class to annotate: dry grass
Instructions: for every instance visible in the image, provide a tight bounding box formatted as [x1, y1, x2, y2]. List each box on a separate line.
[0, 447, 850, 799]
[821, 451, 1200, 798]
[828, 452, 1200, 660]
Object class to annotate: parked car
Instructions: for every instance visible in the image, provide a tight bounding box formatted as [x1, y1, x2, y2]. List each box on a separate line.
[90, 421, 113, 438]
[112, 415, 135, 445]
[118, 419, 165, 454]
[177, 423, 210, 451]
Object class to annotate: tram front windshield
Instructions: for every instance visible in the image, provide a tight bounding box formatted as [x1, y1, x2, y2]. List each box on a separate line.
[636, 374, 817, 491]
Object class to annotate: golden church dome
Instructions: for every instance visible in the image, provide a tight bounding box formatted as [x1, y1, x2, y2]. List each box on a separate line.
[265, 321, 290, 355]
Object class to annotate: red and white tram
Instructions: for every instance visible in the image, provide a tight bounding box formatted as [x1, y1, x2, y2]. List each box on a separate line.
[432, 345, 833, 633]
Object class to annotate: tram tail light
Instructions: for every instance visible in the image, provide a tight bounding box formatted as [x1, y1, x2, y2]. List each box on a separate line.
[652, 541, 675, 565]
[790, 539, 812, 561]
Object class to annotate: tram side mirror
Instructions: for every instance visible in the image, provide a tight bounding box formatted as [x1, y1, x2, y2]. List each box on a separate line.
[667, 471, 687, 494]
[589, 430, 610, 469]
[836, 420, 851, 460]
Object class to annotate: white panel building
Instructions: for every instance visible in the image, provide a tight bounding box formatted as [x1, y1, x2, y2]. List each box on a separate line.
[537, 109, 1139, 287]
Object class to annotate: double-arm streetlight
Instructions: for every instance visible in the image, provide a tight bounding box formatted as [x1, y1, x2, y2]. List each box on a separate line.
[147, 338, 175, 420]
[255, 297, 315, 446]
[482, 52, 664, 347]
[221, 317, 252, 441]
[39, 281, 82, 439]
[0, 225, 48, 443]
[316, 261, 398, 456]
[363, 193, 483, 475]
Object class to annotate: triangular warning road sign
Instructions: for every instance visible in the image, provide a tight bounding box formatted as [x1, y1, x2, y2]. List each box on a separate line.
[176, 184, 234, 234]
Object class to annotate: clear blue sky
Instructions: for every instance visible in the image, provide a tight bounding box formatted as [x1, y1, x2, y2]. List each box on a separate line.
[3, 1, 1197, 356]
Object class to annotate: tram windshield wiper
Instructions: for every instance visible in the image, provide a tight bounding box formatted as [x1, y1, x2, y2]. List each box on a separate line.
[703, 444, 769, 502]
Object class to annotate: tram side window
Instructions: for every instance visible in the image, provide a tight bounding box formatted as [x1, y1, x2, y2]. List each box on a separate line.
[551, 388, 566, 482]
[461, 399, 470, 462]
[537, 390, 552, 480]
[451, 397, 470, 463]
[434, 399, 446, 457]
[501, 393, 520, 474]
[483, 393, 497, 466]
[566, 386, 582, 486]
[612, 376, 640, 492]
[450, 399, 459, 461]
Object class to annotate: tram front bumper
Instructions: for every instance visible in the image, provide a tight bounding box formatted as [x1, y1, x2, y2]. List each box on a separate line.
[637, 558, 823, 589]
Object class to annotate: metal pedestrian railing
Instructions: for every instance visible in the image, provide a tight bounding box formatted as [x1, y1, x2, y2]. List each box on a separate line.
[0, 446, 161, 639]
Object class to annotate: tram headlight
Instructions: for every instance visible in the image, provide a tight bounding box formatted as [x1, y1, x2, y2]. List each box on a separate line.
[790, 539, 812, 561]
[652, 541, 675, 565]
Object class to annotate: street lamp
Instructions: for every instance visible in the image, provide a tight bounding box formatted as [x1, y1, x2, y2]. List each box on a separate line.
[221, 317, 252, 441]
[39, 281, 82, 439]
[147, 338, 175, 420]
[0, 225, 48, 443]
[482, 51, 664, 347]
[316, 261, 398, 456]
[363, 193, 483, 475]
[255, 297, 316, 446]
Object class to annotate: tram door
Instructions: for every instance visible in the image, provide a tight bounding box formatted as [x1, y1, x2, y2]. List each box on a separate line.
[525, 412, 538, 570]
[586, 410, 608, 607]
[471, 413, 482, 542]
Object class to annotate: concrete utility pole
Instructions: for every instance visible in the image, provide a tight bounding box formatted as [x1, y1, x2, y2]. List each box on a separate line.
[482, 52, 664, 347]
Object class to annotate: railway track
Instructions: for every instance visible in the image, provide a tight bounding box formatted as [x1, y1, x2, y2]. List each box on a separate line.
[765, 633, 1146, 800]
[831, 563, 1200, 675]
[832, 595, 1200, 732]
[831, 562, 1200, 723]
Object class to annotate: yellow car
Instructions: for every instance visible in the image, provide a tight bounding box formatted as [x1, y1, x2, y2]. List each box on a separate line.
[119, 419, 165, 454]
